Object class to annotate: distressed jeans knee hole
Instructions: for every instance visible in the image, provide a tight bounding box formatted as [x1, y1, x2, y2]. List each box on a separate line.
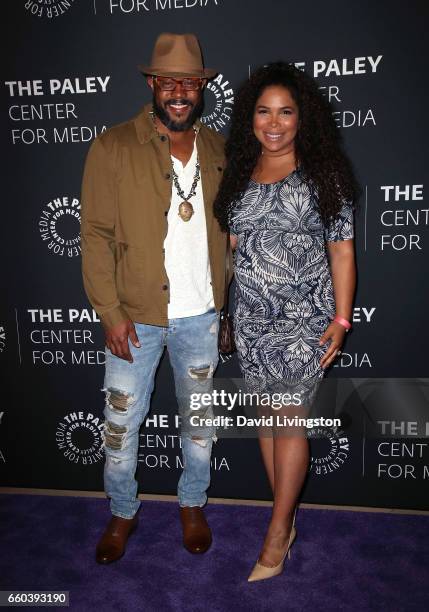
[191, 436, 208, 448]
[102, 387, 135, 414]
[103, 420, 127, 451]
[188, 364, 214, 380]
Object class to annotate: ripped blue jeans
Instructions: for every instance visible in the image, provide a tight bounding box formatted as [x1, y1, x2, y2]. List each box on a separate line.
[102, 309, 219, 519]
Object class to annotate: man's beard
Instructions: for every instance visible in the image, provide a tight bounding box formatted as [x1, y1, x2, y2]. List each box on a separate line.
[152, 95, 204, 132]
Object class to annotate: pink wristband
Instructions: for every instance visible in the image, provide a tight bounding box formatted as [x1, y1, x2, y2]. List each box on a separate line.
[333, 315, 352, 331]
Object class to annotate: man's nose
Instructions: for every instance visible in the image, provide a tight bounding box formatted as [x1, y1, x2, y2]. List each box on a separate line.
[172, 80, 185, 96]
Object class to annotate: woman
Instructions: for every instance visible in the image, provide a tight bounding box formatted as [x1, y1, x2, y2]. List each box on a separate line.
[214, 62, 357, 582]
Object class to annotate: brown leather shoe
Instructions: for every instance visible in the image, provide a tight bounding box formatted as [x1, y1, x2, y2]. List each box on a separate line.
[95, 515, 138, 564]
[180, 506, 212, 554]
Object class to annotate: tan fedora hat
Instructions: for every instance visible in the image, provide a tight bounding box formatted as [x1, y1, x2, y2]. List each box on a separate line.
[138, 32, 217, 79]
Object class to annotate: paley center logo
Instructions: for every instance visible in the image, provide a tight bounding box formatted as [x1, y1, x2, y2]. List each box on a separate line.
[201, 73, 234, 132]
[24, 0, 76, 18]
[38, 196, 81, 257]
[56, 411, 104, 465]
[308, 426, 350, 475]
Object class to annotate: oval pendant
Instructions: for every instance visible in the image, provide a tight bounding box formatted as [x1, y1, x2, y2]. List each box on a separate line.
[178, 201, 194, 222]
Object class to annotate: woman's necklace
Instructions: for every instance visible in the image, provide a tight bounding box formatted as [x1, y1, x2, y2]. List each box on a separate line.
[150, 108, 200, 222]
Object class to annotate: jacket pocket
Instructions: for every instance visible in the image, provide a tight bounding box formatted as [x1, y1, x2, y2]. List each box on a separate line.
[114, 242, 145, 308]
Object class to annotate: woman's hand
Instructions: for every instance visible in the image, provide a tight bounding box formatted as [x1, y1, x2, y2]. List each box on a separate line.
[319, 321, 347, 369]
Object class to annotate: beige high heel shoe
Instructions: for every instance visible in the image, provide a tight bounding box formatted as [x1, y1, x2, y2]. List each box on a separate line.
[247, 511, 297, 583]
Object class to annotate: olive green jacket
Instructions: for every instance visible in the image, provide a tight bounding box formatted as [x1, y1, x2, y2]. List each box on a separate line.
[81, 103, 227, 329]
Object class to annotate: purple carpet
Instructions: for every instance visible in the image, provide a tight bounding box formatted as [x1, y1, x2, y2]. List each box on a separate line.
[0, 494, 428, 611]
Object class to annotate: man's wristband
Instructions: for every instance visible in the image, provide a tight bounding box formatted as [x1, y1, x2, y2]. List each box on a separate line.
[333, 315, 352, 331]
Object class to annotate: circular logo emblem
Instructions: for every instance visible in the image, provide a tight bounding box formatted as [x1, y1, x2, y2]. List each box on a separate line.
[38, 196, 81, 257]
[56, 411, 104, 465]
[201, 73, 234, 132]
[308, 426, 350, 475]
[24, 0, 75, 19]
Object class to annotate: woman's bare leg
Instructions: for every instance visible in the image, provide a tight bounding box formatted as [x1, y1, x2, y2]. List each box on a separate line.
[258, 407, 309, 567]
[258, 435, 275, 492]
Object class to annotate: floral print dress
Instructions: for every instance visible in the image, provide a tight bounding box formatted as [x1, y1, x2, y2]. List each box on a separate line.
[229, 169, 354, 404]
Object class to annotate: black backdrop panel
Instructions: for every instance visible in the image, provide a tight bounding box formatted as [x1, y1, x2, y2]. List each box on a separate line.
[2, 0, 429, 510]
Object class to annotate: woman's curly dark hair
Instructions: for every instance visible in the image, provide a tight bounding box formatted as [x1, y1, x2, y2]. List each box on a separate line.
[213, 61, 359, 231]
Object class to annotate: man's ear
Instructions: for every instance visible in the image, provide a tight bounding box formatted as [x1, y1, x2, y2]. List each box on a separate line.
[147, 76, 154, 91]
[201, 78, 207, 89]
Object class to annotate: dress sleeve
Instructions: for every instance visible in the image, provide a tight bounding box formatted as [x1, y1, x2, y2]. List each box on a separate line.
[324, 200, 354, 242]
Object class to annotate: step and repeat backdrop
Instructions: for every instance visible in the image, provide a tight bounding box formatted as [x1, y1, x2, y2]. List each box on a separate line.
[1, 0, 428, 510]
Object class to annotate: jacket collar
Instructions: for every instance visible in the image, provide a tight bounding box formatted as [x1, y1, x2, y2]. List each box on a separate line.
[134, 102, 202, 144]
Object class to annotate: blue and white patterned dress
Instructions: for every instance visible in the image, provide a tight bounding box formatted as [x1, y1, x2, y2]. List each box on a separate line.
[229, 169, 354, 404]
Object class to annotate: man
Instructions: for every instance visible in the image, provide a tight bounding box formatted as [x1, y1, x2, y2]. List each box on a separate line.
[81, 33, 227, 564]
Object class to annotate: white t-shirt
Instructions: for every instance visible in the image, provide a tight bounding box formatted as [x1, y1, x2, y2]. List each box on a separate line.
[164, 138, 214, 319]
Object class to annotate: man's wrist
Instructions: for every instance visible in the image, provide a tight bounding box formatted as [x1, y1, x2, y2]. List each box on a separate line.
[100, 305, 130, 330]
